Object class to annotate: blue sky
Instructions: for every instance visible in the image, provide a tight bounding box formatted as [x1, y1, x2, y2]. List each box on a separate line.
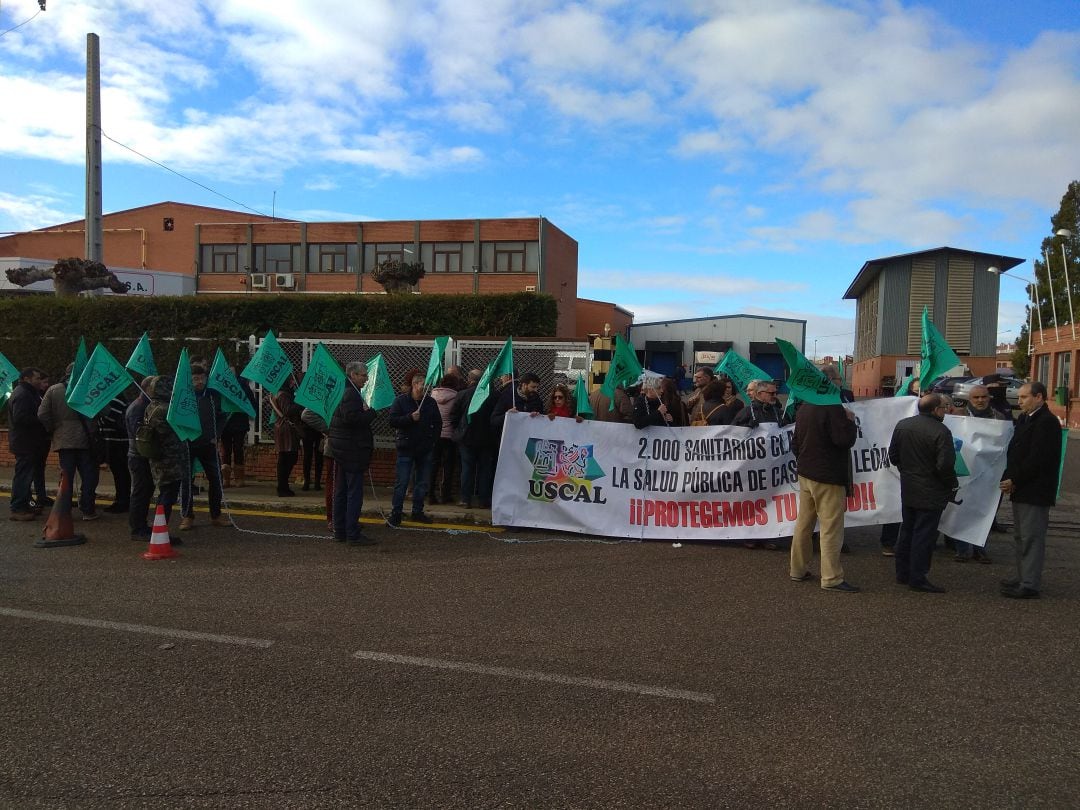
[1, 0, 1078, 358]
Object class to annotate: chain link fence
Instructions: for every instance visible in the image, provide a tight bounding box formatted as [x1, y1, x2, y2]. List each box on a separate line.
[252, 337, 590, 447]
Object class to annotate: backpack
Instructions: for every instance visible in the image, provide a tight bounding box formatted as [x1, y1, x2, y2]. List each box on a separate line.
[135, 410, 161, 460]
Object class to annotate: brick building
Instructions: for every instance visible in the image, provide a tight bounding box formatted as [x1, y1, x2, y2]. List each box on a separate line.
[0, 201, 587, 338]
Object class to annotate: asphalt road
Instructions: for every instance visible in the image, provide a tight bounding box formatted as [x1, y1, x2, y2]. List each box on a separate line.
[2, 473, 1080, 806]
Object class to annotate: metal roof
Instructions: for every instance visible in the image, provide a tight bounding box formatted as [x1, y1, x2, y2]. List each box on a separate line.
[843, 247, 1024, 299]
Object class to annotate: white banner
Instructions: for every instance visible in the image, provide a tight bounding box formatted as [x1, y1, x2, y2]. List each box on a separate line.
[492, 399, 1011, 547]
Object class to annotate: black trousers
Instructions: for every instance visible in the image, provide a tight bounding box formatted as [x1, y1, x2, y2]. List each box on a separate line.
[895, 505, 943, 586]
[106, 439, 131, 507]
[277, 450, 298, 494]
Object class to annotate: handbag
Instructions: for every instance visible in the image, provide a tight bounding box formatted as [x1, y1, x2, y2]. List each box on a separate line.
[691, 405, 722, 427]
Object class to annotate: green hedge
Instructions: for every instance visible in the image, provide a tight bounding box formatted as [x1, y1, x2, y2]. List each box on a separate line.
[0, 292, 557, 381]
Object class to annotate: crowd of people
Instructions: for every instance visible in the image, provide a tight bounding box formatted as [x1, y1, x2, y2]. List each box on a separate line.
[4, 357, 1064, 598]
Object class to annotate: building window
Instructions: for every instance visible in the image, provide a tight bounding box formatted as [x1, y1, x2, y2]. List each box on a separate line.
[432, 243, 463, 273]
[200, 244, 247, 274]
[494, 242, 526, 273]
[1037, 354, 1051, 386]
[1056, 351, 1071, 393]
[308, 243, 358, 273]
[253, 244, 300, 275]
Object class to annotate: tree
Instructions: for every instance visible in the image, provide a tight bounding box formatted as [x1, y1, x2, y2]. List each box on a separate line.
[1011, 322, 1031, 378]
[5, 257, 127, 297]
[1029, 180, 1080, 335]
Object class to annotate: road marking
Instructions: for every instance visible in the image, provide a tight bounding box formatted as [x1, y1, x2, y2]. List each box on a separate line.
[352, 649, 716, 704]
[0, 607, 274, 649]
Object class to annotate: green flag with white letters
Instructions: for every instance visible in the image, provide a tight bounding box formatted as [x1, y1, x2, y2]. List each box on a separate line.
[167, 348, 202, 442]
[208, 348, 255, 418]
[775, 338, 841, 406]
[126, 331, 158, 377]
[715, 350, 771, 405]
[919, 306, 961, 393]
[0, 352, 18, 411]
[241, 329, 293, 394]
[362, 353, 395, 410]
[294, 343, 346, 424]
[65, 343, 134, 418]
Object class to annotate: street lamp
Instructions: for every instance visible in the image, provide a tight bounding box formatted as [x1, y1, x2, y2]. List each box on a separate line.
[1057, 229, 1076, 339]
[988, 265, 1042, 352]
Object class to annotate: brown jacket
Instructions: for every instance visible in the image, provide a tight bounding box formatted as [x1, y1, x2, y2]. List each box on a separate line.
[792, 402, 858, 486]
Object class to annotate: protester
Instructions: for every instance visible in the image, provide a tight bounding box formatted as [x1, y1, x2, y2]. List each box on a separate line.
[546, 383, 582, 421]
[142, 375, 185, 540]
[219, 374, 256, 488]
[180, 364, 225, 530]
[685, 366, 716, 416]
[491, 372, 544, 435]
[881, 378, 921, 556]
[329, 361, 378, 545]
[888, 394, 958, 593]
[691, 380, 737, 426]
[999, 382, 1062, 599]
[37, 363, 100, 520]
[450, 369, 494, 509]
[983, 374, 1015, 421]
[387, 368, 442, 526]
[428, 373, 461, 506]
[589, 383, 634, 423]
[674, 363, 688, 393]
[732, 379, 789, 428]
[949, 384, 1008, 562]
[270, 377, 303, 497]
[99, 393, 132, 514]
[791, 400, 860, 592]
[822, 364, 855, 403]
[125, 376, 156, 541]
[300, 410, 324, 493]
[660, 377, 688, 426]
[7, 367, 50, 521]
[301, 407, 334, 530]
[633, 378, 673, 428]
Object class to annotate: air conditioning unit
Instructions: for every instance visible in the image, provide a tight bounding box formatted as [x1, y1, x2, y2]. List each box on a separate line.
[525, 285, 537, 292]
[274, 273, 296, 289]
[249, 273, 268, 289]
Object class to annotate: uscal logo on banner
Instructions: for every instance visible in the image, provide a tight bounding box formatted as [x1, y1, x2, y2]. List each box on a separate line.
[525, 438, 607, 504]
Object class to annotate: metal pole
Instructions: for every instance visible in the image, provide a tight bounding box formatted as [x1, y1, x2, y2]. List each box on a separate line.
[1043, 250, 1060, 341]
[1062, 240, 1076, 340]
[85, 33, 103, 263]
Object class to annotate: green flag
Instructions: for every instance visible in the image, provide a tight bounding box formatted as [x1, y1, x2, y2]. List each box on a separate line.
[574, 376, 594, 419]
[836, 357, 845, 385]
[65, 343, 134, 418]
[361, 353, 396, 410]
[0, 352, 18, 411]
[775, 338, 841, 406]
[167, 348, 202, 442]
[294, 343, 346, 424]
[1057, 427, 1068, 500]
[919, 306, 961, 393]
[468, 338, 514, 421]
[715, 350, 771, 405]
[125, 331, 158, 377]
[894, 375, 915, 397]
[599, 335, 642, 411]
[424, 336, 450, 388]
[72, 336, 89, 383]
[241, 329, 294, 394]
[208, 348, 255, 418]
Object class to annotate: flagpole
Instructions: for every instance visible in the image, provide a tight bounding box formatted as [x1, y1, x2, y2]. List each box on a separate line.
[1043, 249, 1060, 341]
[1061, 239, 1076, 340]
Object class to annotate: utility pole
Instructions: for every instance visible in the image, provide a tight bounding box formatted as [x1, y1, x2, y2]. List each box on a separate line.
[85, 33, 103, 262]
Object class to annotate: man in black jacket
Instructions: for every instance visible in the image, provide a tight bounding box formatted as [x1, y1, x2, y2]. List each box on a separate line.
[999, 382, 1062, 599]
[329, 362, 379, 545]
[8, 368, 50, 521]
[387, 369, 442, 526]
[790, 400, 860, 591]
[888, 394, 958, 593]
[179, 364, 226, 530]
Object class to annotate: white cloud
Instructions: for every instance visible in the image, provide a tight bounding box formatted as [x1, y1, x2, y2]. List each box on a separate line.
[0, 192, 79, 232]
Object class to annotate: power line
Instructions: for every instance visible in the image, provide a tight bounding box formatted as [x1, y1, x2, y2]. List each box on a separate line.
[0, 9, 41, 38]
[97, 127, 271, 217]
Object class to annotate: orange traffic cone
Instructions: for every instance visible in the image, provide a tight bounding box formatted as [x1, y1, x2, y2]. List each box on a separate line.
[142, 504, 180, 560]
[35, 470, 87, 549]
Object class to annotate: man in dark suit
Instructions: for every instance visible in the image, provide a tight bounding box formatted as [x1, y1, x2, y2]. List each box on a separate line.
[999, 382, 1063, 599]
[888, 394, 958, 593]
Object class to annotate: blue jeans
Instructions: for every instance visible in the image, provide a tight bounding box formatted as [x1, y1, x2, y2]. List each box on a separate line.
[128, 455, 155, 535]
[57, 448, 99, 515]
[895, 505, 943, 586]
[391, 450, 433, 516]
[333, 451, 371, 541]
[10, 453, 35, 512]
[458, 444, 478, 505]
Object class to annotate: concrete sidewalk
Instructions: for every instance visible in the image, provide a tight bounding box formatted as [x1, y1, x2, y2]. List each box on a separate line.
[0, 464, 495, 527]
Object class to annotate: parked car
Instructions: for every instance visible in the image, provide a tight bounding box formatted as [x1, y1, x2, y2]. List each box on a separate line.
[951, 375, 1022, 408]
[929, 376, 974, 396]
